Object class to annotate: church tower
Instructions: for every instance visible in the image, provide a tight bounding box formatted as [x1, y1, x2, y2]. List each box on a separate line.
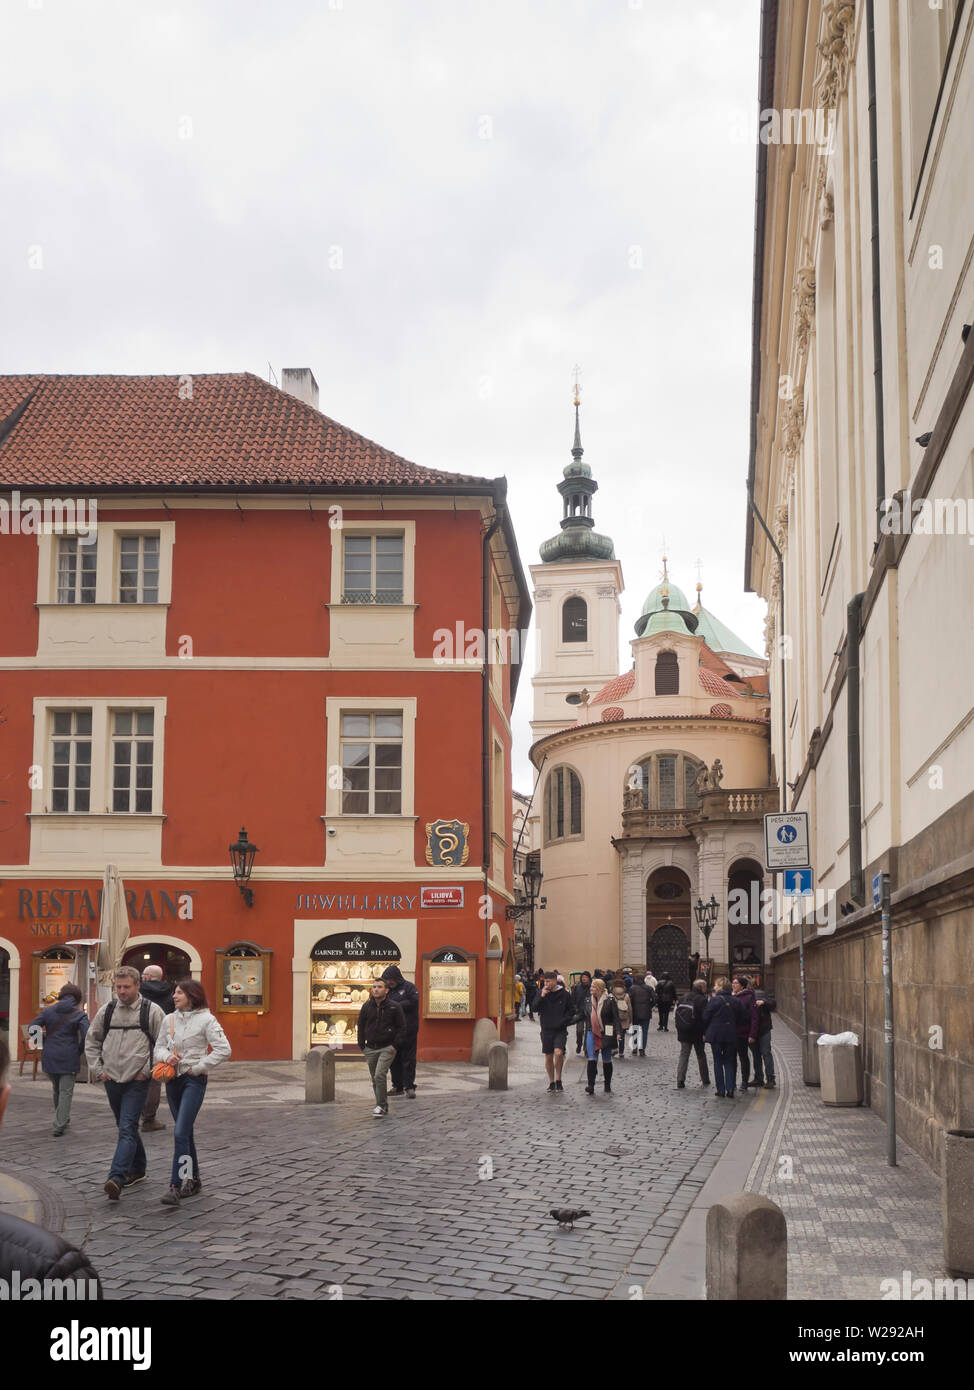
[530, 382, 624, 741]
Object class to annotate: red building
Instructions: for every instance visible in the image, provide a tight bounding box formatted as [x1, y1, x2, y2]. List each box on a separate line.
[0, 369, 529, 1062]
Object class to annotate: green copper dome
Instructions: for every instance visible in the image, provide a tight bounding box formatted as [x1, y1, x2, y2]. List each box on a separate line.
[691, 601, 761, 660]
[640, 579, 692, 616]
[633, 566, 699, 638]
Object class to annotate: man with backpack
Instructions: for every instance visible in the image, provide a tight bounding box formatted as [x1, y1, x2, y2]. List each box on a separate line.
[674, 980, 710, 1088]
[655, 974, 677, 1030]
[27, 982, 89, 1136]
[609, 978, 633, 1058]
[85, 966, 166, 1200]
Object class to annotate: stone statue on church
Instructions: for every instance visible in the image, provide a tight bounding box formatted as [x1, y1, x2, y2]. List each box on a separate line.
[710, 758, 724, 789]
[694, 764, 711, 795]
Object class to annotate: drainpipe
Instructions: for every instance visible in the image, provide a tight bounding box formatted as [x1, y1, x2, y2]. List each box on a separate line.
[847, 593, 865, 906]
[865, 0, 887, 530]
[482, 502, 503, 965]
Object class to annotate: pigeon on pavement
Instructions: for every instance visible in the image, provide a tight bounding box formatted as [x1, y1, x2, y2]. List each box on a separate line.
[550, 1207, 591, 1231]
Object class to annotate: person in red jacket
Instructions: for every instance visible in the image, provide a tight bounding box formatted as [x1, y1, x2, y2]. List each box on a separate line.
[731, 974, 760, 1092]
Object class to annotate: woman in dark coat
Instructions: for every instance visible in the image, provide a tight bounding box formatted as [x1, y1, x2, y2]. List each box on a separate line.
[27, 983, 89, 1136]
[702, 977, 739, 1098]
[581, 978, 622, 1095]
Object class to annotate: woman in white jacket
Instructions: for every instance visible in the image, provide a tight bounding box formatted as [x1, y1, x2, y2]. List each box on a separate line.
[153, 978, 231, 1206]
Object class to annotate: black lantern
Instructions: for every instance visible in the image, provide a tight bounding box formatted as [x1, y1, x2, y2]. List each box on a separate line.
[522, 862, 544, 904]
[694, 894, 719, 943]
[229, 826, 258, 908]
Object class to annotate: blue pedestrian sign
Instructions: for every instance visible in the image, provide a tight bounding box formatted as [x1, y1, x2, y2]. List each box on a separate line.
[764, 812, 811, 870]
[873, 872, 881, 908]
[783, 868, 813, 895]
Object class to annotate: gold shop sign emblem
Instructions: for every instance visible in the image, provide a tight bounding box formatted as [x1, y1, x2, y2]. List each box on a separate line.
[425, 819, 470, 867]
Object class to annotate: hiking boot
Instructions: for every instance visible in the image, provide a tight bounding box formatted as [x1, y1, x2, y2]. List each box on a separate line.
[160, 1185, 181, 1206]
[180, 1178, 202, 1198]
[554, 1080, 564, 1092]
[123, 1174, 147, 1187]
[103, 1179, 122, 1201]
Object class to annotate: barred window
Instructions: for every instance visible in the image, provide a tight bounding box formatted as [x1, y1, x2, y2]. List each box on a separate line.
[340, 712, 403, 814]
[112, 710, 155, 812]
[56, 538, 97, 604]
[631, 753, 705, 811]
[50, 711, 92, 813]
[655, 650, 680, 694]
[342, 534, 404, 604]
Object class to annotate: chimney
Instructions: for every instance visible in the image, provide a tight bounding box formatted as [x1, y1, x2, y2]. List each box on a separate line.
[280, 367, 319, 411]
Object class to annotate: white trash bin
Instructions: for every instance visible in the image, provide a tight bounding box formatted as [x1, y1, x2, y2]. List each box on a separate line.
[817, 1032, 863, 1106]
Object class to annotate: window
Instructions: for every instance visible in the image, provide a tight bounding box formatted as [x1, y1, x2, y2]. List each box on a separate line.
[56, 538, 97, 604]
[50, 711, 92, 812]
[562, 596, 588, 643]
[118, 535, 160, 603]
[111, 710, 155, 812]
[342, 534, 404, 604]
[631, 753, 705, 811]
[909, 0, 962, 190]
[493, 741, 505, 836]
[544, 766, 582, 842]
[655, 651, 680, 695]
[340, 712, 403, 814]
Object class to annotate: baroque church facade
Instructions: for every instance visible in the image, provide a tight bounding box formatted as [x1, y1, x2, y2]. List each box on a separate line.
[528, 405, 775, 984]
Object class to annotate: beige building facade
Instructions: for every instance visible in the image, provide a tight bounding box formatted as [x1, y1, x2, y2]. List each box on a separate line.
[746, 0, 974, 1168]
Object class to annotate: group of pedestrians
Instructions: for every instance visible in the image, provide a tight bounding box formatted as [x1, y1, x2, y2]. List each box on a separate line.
[516, 964, 776, 1100]
[26, 964, 231, 1206]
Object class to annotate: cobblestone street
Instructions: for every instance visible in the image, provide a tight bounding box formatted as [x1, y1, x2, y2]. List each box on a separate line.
[0, 1016, 947, 1301]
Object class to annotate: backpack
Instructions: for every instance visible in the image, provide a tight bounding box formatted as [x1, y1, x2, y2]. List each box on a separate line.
[614, 992, 632, 1027]
[102, 997, 155, 1070]
[674, 998, 697, 1030]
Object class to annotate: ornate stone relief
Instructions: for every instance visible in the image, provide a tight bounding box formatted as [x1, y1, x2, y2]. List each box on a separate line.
[816, 0, 856, 110]
[535, 588, 551, 601]
[793, 265, 817, 357]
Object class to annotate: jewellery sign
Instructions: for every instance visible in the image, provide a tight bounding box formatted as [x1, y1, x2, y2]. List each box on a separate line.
[310, 931, 402, 962]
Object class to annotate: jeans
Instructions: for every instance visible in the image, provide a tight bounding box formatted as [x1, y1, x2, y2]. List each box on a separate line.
[676, 1039, 709, 1086]
[710, 1042, 737, 1095]
[585, 1032, 615, 1063]
[104, 1079, 150, 1183]
[636, 1020, 650, 1052]
[50, 1073, 76, 1132]
[751, 1031, 775, 1084]
[364, 1045, 396, 1108]
[390, 1035, 417, 1092]
[166, 1072, 208, 1186]
[735, 1037, 752, 1088]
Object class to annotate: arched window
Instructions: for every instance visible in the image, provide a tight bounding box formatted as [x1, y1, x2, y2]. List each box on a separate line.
[655, 650, 680, 694]
[562, 596, 587, 643]
[544, 766, 582, 842]
[629, 753, 705, 811]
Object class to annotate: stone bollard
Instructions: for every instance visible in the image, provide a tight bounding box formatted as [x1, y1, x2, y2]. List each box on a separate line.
[943, 1129, 974, 1275]
[706, 1193, 787, 1300]
[487, 1042, 509, 1090]
[305, 1046, 336, 1104]
[819, 1041, 863, 1106]
[471, 1017, 498, 1065]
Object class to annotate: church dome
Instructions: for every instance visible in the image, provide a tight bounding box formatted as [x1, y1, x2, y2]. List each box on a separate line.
[639, 579, 692, 616]
[633, 566, 699, 638]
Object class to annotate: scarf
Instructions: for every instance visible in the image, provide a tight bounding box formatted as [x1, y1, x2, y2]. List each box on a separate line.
[590, 992, 606, 1050]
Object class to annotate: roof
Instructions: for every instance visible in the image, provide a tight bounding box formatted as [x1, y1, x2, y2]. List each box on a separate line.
[640, 579, 692, 615]
[590, 663, 744, 704]
[692, 603, 762, 660]
[0, 374, 492, 490]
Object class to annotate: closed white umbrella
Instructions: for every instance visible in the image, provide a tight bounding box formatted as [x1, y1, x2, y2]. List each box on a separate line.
[95, 865, 131, 1003]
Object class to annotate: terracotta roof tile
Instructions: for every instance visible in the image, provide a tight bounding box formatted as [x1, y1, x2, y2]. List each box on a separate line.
[0, 374, 490, 490]
[698, 668, 742, 698]
[591, 671, 636, 704]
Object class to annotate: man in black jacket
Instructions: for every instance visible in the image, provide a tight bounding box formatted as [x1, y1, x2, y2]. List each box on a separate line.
[357, 978, 406, 1117]
[674, 980, 710, 1088]
[628, 977, 655, 1056]
[139, 965, 175, 1132]
[752, 984, 777, 1088]
[535, 971, 577, 1092]
[656, 975, 677, 1030]
[381, 964, 420, 1099]
[571, 972, 592, 1054]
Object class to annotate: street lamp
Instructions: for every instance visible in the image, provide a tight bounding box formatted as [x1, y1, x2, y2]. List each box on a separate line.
[506, 861, 544, 974]
[229, 826, 259, 908]
[694, 894, 719, 947]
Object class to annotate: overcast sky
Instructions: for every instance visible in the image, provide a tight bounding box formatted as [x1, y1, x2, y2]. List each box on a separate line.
[2, 0, 765, 789]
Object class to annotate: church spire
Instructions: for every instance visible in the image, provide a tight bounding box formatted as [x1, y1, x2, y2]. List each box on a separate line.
[538, 372, 616, 564]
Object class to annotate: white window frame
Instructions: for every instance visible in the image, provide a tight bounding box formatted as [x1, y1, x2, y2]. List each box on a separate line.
[329, 520, 415, 606]
[116, 533, 161, 604]
[31, 697, 167, 817]
[338, 710, 404, 816]
[49, 709, 94, 813]
[36, 521, 175, 606]
[55, 536, 98, 605]
[325, 696, 416, 818]
[109, 708, 157, 813]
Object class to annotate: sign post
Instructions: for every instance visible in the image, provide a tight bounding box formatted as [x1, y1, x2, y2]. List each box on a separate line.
[764, 813, 812, 1057]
